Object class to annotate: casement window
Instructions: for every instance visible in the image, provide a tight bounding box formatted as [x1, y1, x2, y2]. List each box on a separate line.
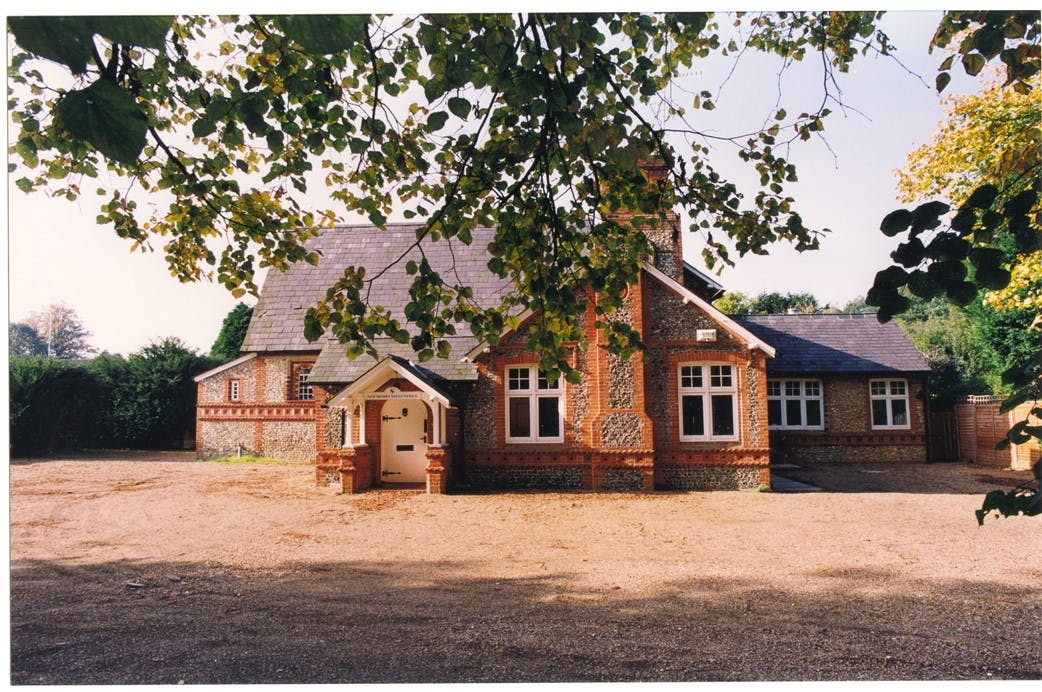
[767, 379, 823, 430]
[228, 379, 241, 403]
[870, 379, 910, 429]
[678, 363, 738, 441]
[505, 365, 563, 443]
[294, 364, 314, 401]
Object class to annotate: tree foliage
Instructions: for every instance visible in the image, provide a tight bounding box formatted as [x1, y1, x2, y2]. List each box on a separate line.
[210, 302, 254, 361]
[9, 322, 47, 356]
[896, 293, 1003, 408]
[9, 12, 903, 381]
[9, 338, 216, 455]
[863, 12, 1040, 519]
[93, 338, 217, 449]
[9, 355, 102, 455]
[22, 303, 94, 359]
[714, 290, 821, 315]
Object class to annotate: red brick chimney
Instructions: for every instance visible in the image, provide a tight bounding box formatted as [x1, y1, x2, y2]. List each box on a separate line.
[636, 158, 683, 281]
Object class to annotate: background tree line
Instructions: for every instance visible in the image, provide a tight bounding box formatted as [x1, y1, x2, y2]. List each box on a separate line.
[9, 303, 252, 456]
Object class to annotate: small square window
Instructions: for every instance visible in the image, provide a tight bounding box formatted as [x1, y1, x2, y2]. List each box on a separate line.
[508, 367, 530, 391]
[785, 380, 801, 397]
[871, 381, 887, 396]
[681, 365, 702, 389]
[295, 365, 313, 401]
[228, 379, 241, 402]
[804, 381, 820, 397]
[710, 364, 732, 388]
[766, 381, 781, 397]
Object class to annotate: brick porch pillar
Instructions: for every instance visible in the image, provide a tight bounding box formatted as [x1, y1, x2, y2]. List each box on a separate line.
[340, 444, 372, 494]
[426, 446, 451, 494]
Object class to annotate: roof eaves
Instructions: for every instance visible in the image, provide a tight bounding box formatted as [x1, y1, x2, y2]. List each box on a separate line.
[192, 352, 257, 382]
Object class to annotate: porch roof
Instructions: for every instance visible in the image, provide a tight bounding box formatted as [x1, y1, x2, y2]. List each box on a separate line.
[326, 355, 456, 408]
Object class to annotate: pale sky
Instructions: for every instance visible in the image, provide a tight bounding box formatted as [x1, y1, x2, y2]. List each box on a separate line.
[5, 9, 982, 356]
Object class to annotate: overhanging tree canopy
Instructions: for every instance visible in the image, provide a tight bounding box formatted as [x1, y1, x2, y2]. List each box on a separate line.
[8, 12, 1039, 383]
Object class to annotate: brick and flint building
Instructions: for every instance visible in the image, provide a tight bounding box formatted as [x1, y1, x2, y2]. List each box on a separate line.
[195, 177, 929, 493]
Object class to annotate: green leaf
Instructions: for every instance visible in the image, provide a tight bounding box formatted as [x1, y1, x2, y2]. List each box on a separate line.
[192, 117, 217, 139]
[974, 25, 1005, 60]
[945, 280, 978, 306]
[961, 52, 986, 76]
[880, 209, 912, 236]
[964, 184, 999, 209]
[426, 111, 449, 132]
[15, 177, 33, 193]
[928, 260, 968, 284]
[273, 15, 368, 55]
[935, 71, 951, 92]
[907, 270, 942, 299]
[447, 96, 471, 119]
[924, 233, 968, 262]
[1003, 189, 1037, 217]
[873, 265, 908, 290]
[8, 17, 96, 73]
[891, 238, 925, 267]
[54, 79, 147, 165]
[975, 264, 1011, 290]
[968, 247, 1004, 269]
[949, 208, 976, 234]
[303, 317, 323, 342]
[89, 16, 172, 49]
[910, 200, 950, 234]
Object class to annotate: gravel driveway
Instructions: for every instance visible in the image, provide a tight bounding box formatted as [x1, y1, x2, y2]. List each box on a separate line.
[9, 453, 1041, 683]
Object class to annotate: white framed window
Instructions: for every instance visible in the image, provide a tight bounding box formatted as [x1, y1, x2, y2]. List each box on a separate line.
[870, 378, 910, 429]
[294, 364, 313, 401]
[767, 379, 823, 430]
[228, 379, 241, 402]
[505, 365, 563, 443]
[678, 363, 738, 441]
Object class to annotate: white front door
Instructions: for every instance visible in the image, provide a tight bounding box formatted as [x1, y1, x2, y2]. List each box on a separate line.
[379, 398, 428, 483]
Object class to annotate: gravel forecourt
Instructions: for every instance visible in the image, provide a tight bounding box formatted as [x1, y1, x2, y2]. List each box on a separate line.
[9, 452, 1041, 683]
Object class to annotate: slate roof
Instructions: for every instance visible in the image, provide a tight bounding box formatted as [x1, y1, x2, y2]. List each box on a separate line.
[241, 224, 513, 382]
[734, 314, 930, 374]
[682, 260, 725, 301]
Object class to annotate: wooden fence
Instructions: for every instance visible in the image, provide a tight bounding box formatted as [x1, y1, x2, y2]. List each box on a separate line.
[929, 395, 1040, 470]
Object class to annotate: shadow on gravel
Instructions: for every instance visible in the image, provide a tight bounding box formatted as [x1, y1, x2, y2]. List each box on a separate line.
[11, 558, 1041, 684]
[775, 463, 1036, 495]
[9, 450, 198, 466]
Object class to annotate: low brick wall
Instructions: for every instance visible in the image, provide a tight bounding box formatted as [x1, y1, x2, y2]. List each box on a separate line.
[656, 465, 761, 490]
[602, 467, 646, 491]
[786, 443, 927, 465]
[466, 466, 585, 490]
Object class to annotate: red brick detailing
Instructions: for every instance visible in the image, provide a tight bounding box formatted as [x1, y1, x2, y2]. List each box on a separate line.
[197, 404, 316, 421]
[317, 444, 374, 493]
[313, 385, 329, 454]
[425, 446, 451, 494]
[589, 279, 655, 449]
[195, 382, 204, 453]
